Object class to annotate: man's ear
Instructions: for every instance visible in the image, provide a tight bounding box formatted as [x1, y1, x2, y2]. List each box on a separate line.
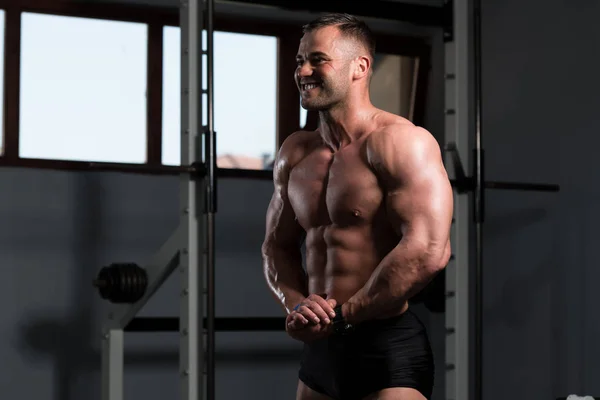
[353, 55, 371, 79]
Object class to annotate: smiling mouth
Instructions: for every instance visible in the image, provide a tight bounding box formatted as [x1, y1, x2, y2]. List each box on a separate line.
[301, 83, 321, 91]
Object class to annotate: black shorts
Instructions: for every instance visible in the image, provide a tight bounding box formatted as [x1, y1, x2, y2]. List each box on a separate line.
[298, 308, 434, 400]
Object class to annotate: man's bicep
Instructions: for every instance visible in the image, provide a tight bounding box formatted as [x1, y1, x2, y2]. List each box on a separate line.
[384, 130, 453, 244]
[388, 165, 453, 243]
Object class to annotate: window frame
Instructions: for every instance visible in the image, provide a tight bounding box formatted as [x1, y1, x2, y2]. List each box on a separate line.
[0, 0, 432, 180]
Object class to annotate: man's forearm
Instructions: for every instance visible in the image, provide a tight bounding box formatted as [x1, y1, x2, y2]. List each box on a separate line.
[262, 245, 308, 313]
[343, 240, 447, 324]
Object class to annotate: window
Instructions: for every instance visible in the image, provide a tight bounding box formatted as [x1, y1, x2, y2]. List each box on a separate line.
[161, 26, 182, 167]
[162, 27, 278, 170]
[19, 13, 148, 163]
[298, 53, 418, 128]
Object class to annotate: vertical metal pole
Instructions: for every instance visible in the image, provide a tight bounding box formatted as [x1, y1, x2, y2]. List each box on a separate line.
[473, 0, 484, 398]
[204, 0, 217, 398]
[101, 329, 124, 400]
[444, 0, 471, 399]
[179, 0, 205, 399]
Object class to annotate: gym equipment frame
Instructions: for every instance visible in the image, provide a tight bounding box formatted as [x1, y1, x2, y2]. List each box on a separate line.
[444, 0, 559, 399]
[99, 0, 213, 398]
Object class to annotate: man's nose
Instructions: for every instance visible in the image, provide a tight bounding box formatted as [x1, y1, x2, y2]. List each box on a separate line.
[296, 62, 312, 78]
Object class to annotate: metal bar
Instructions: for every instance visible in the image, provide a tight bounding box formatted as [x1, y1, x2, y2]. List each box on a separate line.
[103, 226, 182, 330]
[445, 142, 560, 193]
[179, 0, 206, 398]
[125, 317, 286, 332]
[126, 317, 179, 332]
[222, 0, 446, 27]
[146, 22, 164, 165]
[484, 181, 559, 192]
[206, 0, 217, 214]
[0, 0, 313, 40]
[473, 0, 484, 398]
[444, 0, 471, 399]
[205, 0, 217, 398]
[86, 161, 202, 175]
[0, 157, 274, 179]
[101, 329, 124, 400]
[0, 0, 446, 28]
[449, 178, 560, 192]
[2, 8, 21, 160]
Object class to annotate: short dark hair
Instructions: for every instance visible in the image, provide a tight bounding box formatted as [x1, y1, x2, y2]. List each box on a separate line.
[302, 13, 376, 60]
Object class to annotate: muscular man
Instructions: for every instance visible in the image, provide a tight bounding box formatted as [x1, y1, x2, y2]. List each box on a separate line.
[261, 13, 453, 400]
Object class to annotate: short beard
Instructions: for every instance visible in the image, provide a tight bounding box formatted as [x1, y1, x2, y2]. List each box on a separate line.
[301, 86, 345, 111]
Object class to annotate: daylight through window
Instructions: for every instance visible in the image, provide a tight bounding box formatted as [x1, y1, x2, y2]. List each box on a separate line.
[19, 13, 148, 163]
[162, 27, 278, 170]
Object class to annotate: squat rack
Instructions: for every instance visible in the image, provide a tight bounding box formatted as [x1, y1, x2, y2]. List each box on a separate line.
[94, 1, 284, 399]
[97, 0, 218, 398]
[91, 1, 560, 400]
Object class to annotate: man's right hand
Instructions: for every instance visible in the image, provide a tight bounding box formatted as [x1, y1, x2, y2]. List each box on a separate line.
[285, 294, 337, 342]
[289, 293, 337, 327]
[285, 316, 333, 342]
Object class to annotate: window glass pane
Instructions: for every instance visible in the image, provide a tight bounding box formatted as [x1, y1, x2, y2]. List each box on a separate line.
[162, 28, 277, 170]
[298, 53, 417, 127]
[19, 13, 148, 163]
[162, 26, 182, 167]
[0, 11, 4, 155]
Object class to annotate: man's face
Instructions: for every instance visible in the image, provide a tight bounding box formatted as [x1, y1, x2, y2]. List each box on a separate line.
[295, 26, 355, 111]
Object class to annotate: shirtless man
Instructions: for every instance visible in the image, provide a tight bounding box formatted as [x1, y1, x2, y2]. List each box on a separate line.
[261, 13, 453, 400]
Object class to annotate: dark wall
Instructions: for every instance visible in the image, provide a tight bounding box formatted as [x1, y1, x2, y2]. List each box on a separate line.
[481, 0, 600, 398]
[0, 169, 301, 400]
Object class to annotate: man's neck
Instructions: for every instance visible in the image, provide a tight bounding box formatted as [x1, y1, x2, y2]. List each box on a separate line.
[318, 101, 376, 151]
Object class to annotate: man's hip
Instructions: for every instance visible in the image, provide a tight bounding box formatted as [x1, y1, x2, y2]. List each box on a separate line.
[298, 308, 435, 400]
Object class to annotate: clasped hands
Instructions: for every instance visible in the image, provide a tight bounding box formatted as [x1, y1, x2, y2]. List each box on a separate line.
[285, 293, 338, 342]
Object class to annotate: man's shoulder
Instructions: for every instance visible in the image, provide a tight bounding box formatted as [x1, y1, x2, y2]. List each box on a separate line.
[280, 129, 320, 158]
[365, 117, 442, 181]
[367, 117, 438, 157]
[273, 130, 319, 180]
[281, 129, 318, 147]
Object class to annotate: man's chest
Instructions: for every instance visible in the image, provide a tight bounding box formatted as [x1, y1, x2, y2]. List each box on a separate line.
[287, 147, 384, 228]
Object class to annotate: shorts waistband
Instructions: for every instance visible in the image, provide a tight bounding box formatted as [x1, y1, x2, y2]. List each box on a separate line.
[353, 308, 416, 330]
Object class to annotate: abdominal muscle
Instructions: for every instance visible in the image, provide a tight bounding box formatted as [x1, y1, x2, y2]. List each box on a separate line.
[304, 224, 397, 305]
